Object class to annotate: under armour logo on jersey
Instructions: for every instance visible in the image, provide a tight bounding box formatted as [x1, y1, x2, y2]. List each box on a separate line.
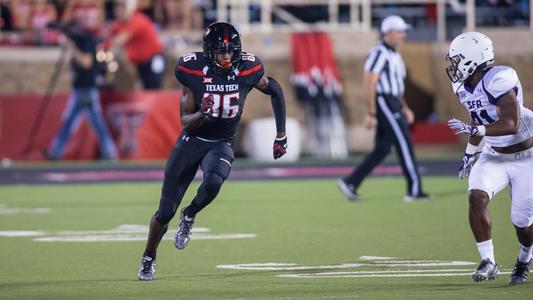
[182, 135, 190, 142]
[203, 77, 213, 83]
[227, 75, 236, 81]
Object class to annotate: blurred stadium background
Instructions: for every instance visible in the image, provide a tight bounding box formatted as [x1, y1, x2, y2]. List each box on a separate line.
[1, 1, 533, 299]
[1, 0, 532, 161]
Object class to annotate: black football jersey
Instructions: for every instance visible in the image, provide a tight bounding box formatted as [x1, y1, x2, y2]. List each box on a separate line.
[174, 51, 265, 140]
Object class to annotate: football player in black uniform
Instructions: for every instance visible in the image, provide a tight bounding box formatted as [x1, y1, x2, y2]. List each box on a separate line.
[138, 22, 288, 281]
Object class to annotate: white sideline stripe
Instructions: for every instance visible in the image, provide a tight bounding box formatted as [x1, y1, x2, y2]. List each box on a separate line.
[281, 268, 479, 276]
[217, 263, 365, 271]
[217, 260, 476, 271]
[373, 261, 476, 267]
[0, 231, 46, 237]
[359, 256, 396, 260]
[377, 96, 419, 195]
[0, 207, 51, 214]
[34, 233, 256, 242]
[1, 225, 255, 242]
[374, 260, 445, 263]
[55, 226, 210, 235]
[280, 271, 512, 278]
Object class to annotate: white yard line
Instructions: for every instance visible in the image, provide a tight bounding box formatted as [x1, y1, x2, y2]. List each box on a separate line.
[218, 257, 488, 279]
[217, 263, 365, 271]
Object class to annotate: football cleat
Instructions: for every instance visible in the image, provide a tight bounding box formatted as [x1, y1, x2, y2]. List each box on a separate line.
[509, 259, 531, 285]
[472, 259, 499, 282]
[336, 179, 362, 202]
[175, 208, 195, 250]
[137, 256, 156, 281]
[403, 192, 432, 203]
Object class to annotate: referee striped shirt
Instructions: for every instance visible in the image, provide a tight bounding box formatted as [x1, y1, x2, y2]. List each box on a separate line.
[364, 42, 406, 98]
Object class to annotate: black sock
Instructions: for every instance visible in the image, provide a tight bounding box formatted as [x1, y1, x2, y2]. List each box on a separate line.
[143, 249, 156, 260]
[183, 206, 196, 218]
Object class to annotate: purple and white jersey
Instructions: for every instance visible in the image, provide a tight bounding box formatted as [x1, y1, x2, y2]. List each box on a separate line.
[452, 66, 533, 148]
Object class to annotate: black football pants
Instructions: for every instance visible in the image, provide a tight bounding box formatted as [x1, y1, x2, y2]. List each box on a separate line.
[154, 132, 234, 224]
[344, 94, 423, 196]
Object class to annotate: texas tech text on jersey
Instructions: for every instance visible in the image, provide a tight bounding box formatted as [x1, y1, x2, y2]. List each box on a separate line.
[174, 51, 264, 141]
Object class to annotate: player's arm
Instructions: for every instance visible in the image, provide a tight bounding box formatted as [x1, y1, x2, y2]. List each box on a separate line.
[363, 71, 379, 128]
[255, 75, 286, 138]
[180, 86, 212, 131]
[487, 91, 520, 136]
[255, 75, 287, 159]
[449, 67, 520, 137]
[448, 90, 519, 137]
[456, 126, 484, 180]
[363, 71, 379, 116]
[400, 97, 415, 125]
[467, 135, 483, 147]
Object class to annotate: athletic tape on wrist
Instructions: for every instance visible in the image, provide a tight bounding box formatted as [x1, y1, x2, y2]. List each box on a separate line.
[465, 143, 479, 155]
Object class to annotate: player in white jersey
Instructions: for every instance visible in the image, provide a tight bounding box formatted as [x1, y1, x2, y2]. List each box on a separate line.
[446, 32, 533, 285]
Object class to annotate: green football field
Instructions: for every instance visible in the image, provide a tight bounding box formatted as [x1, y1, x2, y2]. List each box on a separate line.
[1, 177, 532, 299]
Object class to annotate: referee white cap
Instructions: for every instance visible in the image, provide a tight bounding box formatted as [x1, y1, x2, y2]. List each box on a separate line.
[380, 15, 411, 33]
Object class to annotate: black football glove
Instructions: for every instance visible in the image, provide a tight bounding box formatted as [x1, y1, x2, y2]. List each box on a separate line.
[273, 136, 287, 159]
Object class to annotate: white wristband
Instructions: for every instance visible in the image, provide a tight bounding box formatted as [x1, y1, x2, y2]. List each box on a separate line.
[476, 125, 486, 136]
[275, 135, 287, 141]
[465, 143, 479, 155]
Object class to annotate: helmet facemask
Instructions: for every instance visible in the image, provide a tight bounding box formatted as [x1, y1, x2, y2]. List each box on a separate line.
[213, 43, 241, 72]
[445, 54, 466, 83]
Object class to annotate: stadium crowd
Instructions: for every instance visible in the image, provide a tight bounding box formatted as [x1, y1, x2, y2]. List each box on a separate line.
[0, 0, 214, 46]
[0, 0, 530, 47]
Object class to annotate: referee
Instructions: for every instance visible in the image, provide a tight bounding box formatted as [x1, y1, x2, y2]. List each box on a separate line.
[337, 15, 430, 202]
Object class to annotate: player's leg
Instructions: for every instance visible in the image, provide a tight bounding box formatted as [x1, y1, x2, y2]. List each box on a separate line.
[339, 109, 392, 200]
[84, 88, 117, 159]
[139, 171, 197, 280]
[468, 155, 508, 282]
[138, 135, 200, 280]
[46, 91, 83, 159]
[391, 119, 428, 201]
[508, 155, 533, 285]
[176, 142, 234, 249]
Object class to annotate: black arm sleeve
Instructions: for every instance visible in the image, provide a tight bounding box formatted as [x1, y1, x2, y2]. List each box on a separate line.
[259, 77, 286, 134]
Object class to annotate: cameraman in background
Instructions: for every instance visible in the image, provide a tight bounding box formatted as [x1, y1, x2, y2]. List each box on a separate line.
[44, 15, 117, 160]
[105, 0, 164, 89]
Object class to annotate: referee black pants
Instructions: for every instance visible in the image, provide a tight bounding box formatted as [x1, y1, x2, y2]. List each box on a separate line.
[345, 94, 423, 196]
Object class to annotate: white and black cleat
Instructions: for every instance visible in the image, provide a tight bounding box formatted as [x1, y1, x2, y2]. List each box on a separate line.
[472, 259, 499, 282]
[175, 208, 195, 250]
[509, 259, 531, 285]
[138, 256, 156, 281]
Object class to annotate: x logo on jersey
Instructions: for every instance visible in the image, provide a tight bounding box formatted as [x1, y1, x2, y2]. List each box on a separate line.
[203, 78, 213, 83]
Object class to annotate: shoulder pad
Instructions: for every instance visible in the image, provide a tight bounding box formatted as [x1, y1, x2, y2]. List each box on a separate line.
[239, 53, 264, 76]
[485, 66, 518, 98]
[176, 52, 205, 79]
[452, 81, 463, 95]
[240, 52, 262, 66]
[177, 52, 203, 68]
